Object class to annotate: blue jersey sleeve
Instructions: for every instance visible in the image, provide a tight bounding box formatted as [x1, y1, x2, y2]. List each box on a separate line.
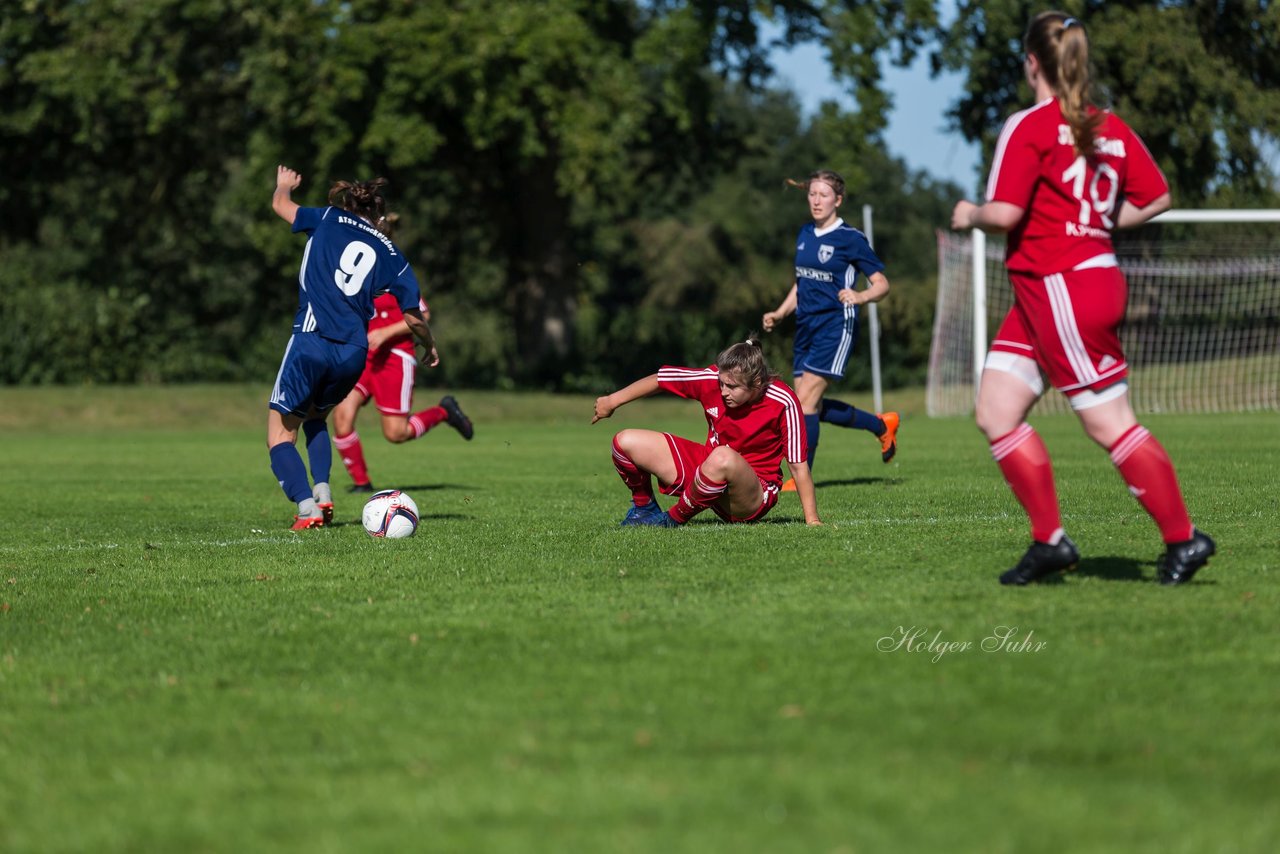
[292, 206, 328, 235]
[848, 234, 886, 280]
[388, 260, 421, 313]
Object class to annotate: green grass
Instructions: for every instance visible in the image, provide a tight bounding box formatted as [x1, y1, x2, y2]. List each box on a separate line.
[1, 385, 1277, 853]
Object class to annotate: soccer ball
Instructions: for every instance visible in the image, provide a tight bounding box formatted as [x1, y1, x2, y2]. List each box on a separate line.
[361, 490, 420, 539]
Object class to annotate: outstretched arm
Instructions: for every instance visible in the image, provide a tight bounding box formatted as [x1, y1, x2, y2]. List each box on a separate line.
[273, 165, 301, 225]
[592, 374, 661, 423]
[786, 460, 822, 526]
[403, 308, 439, 368]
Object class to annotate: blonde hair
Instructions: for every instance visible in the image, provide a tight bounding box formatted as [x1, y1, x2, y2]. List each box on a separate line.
[1024, 11, 1104, 157]
[716, 334, 777, 390]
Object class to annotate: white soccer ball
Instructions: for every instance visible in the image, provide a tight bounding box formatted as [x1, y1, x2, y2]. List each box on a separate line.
[361, 490, 420, 539]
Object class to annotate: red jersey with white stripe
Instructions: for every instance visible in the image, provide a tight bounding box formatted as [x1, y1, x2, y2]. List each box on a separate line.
[656, 366, 807, 485]
[986, 98, 1168, 275]
[368, 292, 427, 357]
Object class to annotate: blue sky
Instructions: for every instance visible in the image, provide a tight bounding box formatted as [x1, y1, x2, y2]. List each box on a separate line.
[768, 37, 983, 191]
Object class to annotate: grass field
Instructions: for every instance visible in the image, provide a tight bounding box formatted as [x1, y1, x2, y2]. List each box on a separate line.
[1, 385, 1277, 853]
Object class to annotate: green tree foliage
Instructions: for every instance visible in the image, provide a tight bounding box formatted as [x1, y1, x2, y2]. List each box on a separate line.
[1, 0, 952, 388]
[935, 1, 1280, 205]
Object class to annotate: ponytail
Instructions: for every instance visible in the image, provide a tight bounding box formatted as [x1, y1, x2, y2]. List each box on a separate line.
[1024, 11, 1104, 158]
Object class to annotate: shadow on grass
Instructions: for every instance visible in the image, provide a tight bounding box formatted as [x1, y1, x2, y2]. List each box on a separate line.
[814, 477, 901, 488]
[328, 514, 470, 529]
[1073, 555, 1146, 582]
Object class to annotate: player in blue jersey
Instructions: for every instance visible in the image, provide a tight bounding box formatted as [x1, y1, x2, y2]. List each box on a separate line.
[762, 169, 898, 489]
[267, 165, 438, 530]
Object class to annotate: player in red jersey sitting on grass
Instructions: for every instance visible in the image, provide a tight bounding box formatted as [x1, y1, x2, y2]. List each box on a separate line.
[592, 336, 821, 528]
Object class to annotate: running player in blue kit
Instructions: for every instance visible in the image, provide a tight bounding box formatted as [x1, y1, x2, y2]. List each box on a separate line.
[267, 165, 438, 530]
[763, 169, 898, 489]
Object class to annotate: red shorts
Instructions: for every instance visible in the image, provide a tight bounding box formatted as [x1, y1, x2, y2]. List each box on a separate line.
[659, 434, 781, 523]
[352, 346, 417, 416]
[990, 265, 1128, 397]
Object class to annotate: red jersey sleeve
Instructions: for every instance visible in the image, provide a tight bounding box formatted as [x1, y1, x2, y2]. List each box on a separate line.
[985, 104, 1046, 209]
[1118, 120, 1169, 208]
[656, 365, 718, 402]
[765, 381, 808, 464]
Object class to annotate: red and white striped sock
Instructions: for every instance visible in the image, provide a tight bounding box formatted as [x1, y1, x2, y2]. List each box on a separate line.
[1109, 425, 1194, 543]
[990, 423, 1064, 544]
[408, 406, 447, 439]
[669, 468, 727, 525]
[612, 437, 655, 506]
[334, 431, 370, 487]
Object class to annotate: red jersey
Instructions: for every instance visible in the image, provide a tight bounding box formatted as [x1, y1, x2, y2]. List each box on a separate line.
[368, 293, 427, 357]
[657, 366, 807, 485]
[986, 97, 1168, 276]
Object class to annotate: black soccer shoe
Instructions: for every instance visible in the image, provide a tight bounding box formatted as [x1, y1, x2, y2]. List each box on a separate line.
[348, 482, 376, 494]
[1157, 529, 1216, 586]
[440, 395, 474, 440]
[999, 536, 1080, 586]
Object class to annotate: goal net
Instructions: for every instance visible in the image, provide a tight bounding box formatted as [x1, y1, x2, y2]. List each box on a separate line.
[927, 211, 1280, 416]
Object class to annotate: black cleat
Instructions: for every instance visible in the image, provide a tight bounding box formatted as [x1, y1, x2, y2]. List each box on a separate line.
[1157, 529, 1215, 585]
[348, 482, 375, 494]
[440, 395, 474, 440]
[999, 536, 1080, 586]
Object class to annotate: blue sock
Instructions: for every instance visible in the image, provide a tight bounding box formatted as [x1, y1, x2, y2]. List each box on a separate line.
[303, 420, 332, 484]
[804, 413, 820, 468]
[269, 442, 312, 503]
[820, 399, 885, 435]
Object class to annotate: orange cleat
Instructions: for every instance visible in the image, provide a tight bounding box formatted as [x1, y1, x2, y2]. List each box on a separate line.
[291, 514, 326, 531]
[781, 478, 797, 493]
[877, 411, 900, 463]
[318, 502, 334, 525]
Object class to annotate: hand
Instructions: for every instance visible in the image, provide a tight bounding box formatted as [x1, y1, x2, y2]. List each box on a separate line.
[762, 311, 781, 332]
[591, 395, 615, 424]
[421, 346, 440, 368]
[837, 288, 860, 307]
[277, 165, 301, 192]
[951, 200, 976, 231]
[806, 518, 823, 527]
[367, 327, 390, 351]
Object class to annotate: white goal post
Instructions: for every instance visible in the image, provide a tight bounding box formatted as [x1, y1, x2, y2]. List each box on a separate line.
[927, 210, 1280, 416]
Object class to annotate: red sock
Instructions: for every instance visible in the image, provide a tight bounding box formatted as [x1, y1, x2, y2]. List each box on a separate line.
[334, 431, 370, 486]
[612, 437, 655, 506]
[408, 406, 447, 439]
[990, 423, 1063, 544]
[1109, 425, 1194, 543]
[669, 468, 727, 525]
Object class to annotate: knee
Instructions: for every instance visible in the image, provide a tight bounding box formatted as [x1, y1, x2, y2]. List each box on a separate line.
[613, 428, 641, 453]
[383, 427, 410, 444]
[702, 446, 737, 480]
[974, 402, 1016, 442]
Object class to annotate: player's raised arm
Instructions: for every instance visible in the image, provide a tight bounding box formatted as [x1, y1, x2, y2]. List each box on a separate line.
[592, 374, 661, 423]
[272, 165, 302, 225]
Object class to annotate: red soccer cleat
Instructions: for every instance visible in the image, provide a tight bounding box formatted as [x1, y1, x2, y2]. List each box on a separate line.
[318, 502, 334, 525]
[291, 514, 325, 531]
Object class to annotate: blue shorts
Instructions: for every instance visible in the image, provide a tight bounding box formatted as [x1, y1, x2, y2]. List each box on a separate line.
[793, 308, 858, 380]
[269, 333, 368, 418]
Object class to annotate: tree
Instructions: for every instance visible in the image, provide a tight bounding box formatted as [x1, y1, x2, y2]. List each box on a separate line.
[935, 1, 1280, 205]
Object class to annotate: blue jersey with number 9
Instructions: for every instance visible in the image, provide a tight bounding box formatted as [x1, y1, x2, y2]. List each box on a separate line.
[290, 206, 421, 345]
